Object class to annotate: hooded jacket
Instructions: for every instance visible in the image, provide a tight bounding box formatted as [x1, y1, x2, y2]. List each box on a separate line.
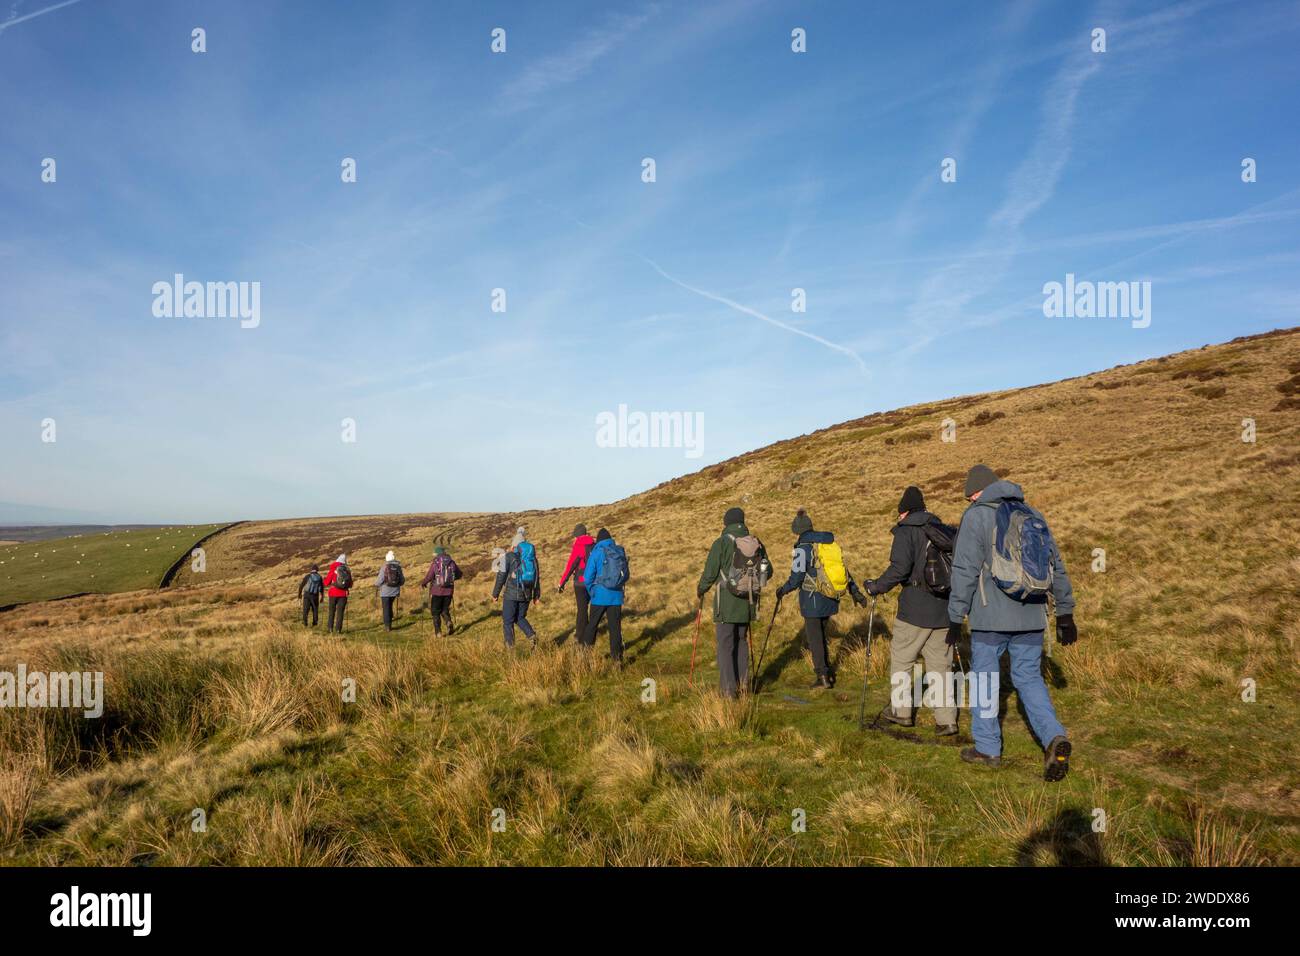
[492, 546, 541, 603]
[871, 510, 952, 629]
[697, 522, 770, 624]
[582, 537, 628, 607]
[776, 530, 864, 619]
[948, 480, 1075, 633]
[559, 533, 597, 588]
[375, 560, 404, 598]
[420, 555, 462, 597]
[323, 560, 351, 598]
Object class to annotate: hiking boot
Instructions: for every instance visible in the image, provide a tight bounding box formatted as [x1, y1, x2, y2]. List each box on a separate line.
[809, 675, 831, 690]
[879, 709, 914, 728]
[1044, 736, 1071, 782]
[935, 724, 959, 737]
[826, 671, 837, 688]
[960, 747, 1002, 768]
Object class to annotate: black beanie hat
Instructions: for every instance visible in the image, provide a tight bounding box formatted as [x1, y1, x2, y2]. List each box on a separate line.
[791, 508, 813, 535]
[723, 507, 745, 526]
[964, 464, 999, 498]
[595, 527, 611, 542]
[898, 486, 925, 514]
[573, 523, 588, 537]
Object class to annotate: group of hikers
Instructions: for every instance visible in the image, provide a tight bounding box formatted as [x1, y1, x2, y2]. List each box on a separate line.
[296, 546, 463, 635]
[291, 463, 1078, 781]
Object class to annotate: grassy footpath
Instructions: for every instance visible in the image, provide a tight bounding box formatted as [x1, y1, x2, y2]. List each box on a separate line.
[0, 524, 224, 606]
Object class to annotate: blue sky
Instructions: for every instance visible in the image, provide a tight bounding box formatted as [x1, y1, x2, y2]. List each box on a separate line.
[2, 0, 1298, 524]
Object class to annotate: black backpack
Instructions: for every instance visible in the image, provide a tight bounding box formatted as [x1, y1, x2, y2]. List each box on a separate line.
[333, 564, 353, 590]
[917, 521, 956, 596]
[383, 562, 404, 588]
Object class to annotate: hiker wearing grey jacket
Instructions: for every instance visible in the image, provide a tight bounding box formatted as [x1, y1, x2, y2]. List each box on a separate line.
[948, 466, 1078, 781]
[375, 550, 405, 631]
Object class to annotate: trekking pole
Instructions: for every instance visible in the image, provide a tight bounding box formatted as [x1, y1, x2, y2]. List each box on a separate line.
[749, 593, 783, 695]
[856, 595, 877, 730]
[688, 596, 703, 689]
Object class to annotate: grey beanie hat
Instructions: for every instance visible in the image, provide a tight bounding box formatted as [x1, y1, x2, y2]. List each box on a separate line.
[791, 508, 813, 535]
[964, 464, 999, 498]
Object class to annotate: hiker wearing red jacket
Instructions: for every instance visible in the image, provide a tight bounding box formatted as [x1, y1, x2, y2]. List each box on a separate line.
[322, 553, 352, 633]
[557, 523, 596, 643]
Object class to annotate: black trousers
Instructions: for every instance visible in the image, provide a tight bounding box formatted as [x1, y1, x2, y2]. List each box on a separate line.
[573, 584, 590, 642]
[805, 616, 833, 678]
[302, 593, 319, 626]
[429, 593, 454, 634]
[583, 604, 623, 661]
[381, 595, 396, 630]
[328, 595, 348, 632]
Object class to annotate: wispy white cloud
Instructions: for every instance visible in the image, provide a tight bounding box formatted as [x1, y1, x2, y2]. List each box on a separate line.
[498, 3, 661, 111]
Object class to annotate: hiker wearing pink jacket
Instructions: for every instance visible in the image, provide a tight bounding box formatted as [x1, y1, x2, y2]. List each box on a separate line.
[557, 524, 596, 643]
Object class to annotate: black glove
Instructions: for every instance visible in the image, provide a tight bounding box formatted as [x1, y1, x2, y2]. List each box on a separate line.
[851, 590, 867, 608]
[866, 579, 886, 596]
[946, 621, 963, 647]
[1055, 614, 1078, 646]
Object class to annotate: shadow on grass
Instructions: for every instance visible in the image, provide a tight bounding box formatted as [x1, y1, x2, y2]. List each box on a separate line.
[1016, 807, 1108, 865]
[622, 609, 695, 664]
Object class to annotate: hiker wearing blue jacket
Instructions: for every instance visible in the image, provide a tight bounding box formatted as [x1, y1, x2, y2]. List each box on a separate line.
[492, 527, 542, 649]
[948, 465, 1078, 781]
[775, 509, 867, 690]
[581, 528, 628, 664]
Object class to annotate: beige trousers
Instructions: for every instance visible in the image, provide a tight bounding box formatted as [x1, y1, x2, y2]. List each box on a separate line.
[889, 619, 957, 724]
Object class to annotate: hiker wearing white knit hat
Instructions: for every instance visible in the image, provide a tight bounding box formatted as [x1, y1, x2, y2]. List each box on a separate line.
[375, 549, 405, 632]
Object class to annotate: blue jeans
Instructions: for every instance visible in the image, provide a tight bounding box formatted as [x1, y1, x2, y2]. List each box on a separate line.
[501, 598, 536, 646]
[970, 630, 1066, 757]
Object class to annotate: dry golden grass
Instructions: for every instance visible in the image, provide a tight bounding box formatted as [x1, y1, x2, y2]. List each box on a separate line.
[2, 328, 1298, 865]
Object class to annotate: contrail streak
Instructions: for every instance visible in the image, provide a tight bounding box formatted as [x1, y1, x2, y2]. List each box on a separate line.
[637, 254, 868, 375]
[0, 0, 85, 33]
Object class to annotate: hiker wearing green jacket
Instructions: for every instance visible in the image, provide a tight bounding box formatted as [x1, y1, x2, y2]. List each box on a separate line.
[696, 507, 772, 698]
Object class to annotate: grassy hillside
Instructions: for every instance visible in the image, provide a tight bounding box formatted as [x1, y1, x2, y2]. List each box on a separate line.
[0, 524, 225, 607]
[1, 329, 1297, 865]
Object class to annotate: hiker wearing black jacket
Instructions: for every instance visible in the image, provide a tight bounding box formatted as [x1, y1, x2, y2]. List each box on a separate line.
[775, 509, 867, 689]
[492, 528, 541, 648]
[297, 566, 323, 627]
[865, 486, 958, 735]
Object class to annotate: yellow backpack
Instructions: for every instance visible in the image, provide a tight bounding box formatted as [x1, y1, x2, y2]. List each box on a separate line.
[803, 541, 849, 599]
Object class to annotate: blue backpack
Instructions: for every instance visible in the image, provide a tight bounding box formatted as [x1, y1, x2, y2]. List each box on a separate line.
[986, 499, 1055, 601]
[513, 541, 537, 584]
[594, 544, 628, 591]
